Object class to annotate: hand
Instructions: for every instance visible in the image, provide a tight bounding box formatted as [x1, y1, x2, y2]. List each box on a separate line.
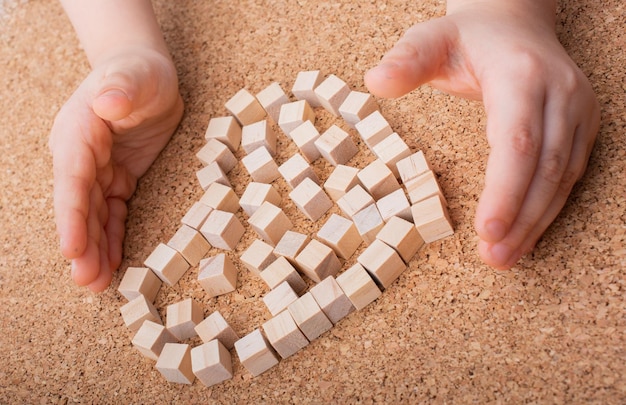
[364, 1, 600, 268]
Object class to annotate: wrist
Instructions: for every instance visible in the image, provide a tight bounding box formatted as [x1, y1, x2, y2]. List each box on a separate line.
[446, 0, 557, 27]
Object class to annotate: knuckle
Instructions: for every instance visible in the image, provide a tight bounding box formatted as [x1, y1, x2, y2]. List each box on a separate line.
[510, 50, 544, 78]
[557, 168, 579, 196]
[510, 126, 541, 159]
[538, 151, 567, 186]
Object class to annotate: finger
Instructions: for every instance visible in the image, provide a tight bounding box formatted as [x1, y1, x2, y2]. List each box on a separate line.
[105, 197, 128, 273]
[87, 224, 112, 293]
[70, 185, 105, 286]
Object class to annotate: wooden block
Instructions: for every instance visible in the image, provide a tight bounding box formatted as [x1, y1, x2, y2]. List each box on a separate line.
[289, 120, 321, 163]
[241, 146, 280, 183]
[262, 281, 299, 316]
[256, 82, 289, 123]
[323, 164, 361, 202]
[144, 243, 190, 286]
[357, 159, 401, 200]
[336, 184, 374, 218]
[199, 182, 240, 214]
[357, 239, 406, 289]
[239, 181, 282, 217]
[316, 213, 362, 260]
[309, 276, 355, 325]
[118, 266, 162, 302]
[194, 311, 239, 349]
[196, 138, 238, 173]
[371, 133, 412, 179]
[352, 203, 385, 246]
[314, 124, 358, 166]
[196, 161, 231, 191]
[355, 110, 393, 149]
[376, 216, 424, 263]
[241, 119, 277, 156]
[262, 310, 309, 359]
[248, 201, 293, 246]
[240, 239, 277, 277]
[234, 329, 279, 377]
[260, 256, 307, 295]
[166, 298, 204, 341]
[205, 116, 241, 152]
[404, 170, 446, 205]
[198, 253, 238, 298]
[313, 74, 351, 116]
[191, 340, 233, 387]
[199, 210, 245, 250]
[131, 320, 177, 361]
[335, 263, 381, 310]
[278, 153, 320, 189]
[291, 70, 323, 107]
[288, 177, 333, 221]
[120, 295, 162, 332]
[181, 202, 213, 231]
[376, 188, 413, 223]
[278, 100, 315, 136]
[155, 343, 194, 385]
[396, 150, 431, 184]
[287, 292, 333, 341]
[411, 195, 454, 243]
[167, 224, 211, 266]
[273, 230, 310, 269]
[225, 88, 266, 126]
[295, 239, 341, 283]
[338, 90, 379, 128]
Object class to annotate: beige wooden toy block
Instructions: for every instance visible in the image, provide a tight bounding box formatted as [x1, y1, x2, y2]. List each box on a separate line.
[260, 256, 307, 295]
[198, 253, 238, 298]
[121, 295, 162, 332]
[181, 202, 213, 231]
[376, 216, 424, 263]
[287, 292, 333, 341]
[248, 201, 293, 246]
[256, 82, 290, 123]
[316, 213, 362, 260]
[278, 100, 315, 136]
[262, 310, 309, 359]
[357, 159, 401, 200]
[404, 170, 446, 205]
[196, 161, 231, 191]
[191, 340, 233, 387]
[288, 177, 333, 222]
[295, 239, 341, 283]
[352, 203, 385, 246]
[278, 153, 320, 189]
[167, 224, 211, 266]
[240, 239, 277, 277]
[375, 188, 413, 223]
[323, 164, 361, 202]
[273, 230, 310, 269]
[289, 120, 321, 163]
[144, 243, 190, 286]
[225, 88, 266, 126]
[396, 150, 431, 184]
[194, 311, 239, 349]
[411, 194, 454, 243]
[239, 181, 282, 217]
[338, 90, 379, 128]
[336, 184, 374, 218]
[199, 182, 240, 214]
[118, 266, 162, 302]
[371, 132, 412, 179]
[314, 124, 358, 166]
[234, 328, 279, 377]
[155, 343, 194, 385]
[355, 110, 393, 149]
[241, 119, 277, 156]
[357, 239, 406, 290]
[262, 280, 299, 316]
[241, 146, 280, 183]
[309, 276, 355, 325]
[291, 70, 323, 107]
[199, 210, 245, 250]
[335, 263, 381, 310]
[205, 116, 241, 152]
[131, 320, 177, 361]
[196, 138, 238, 173]
[313, 74, 351, 116]
[166, 298, 204, 341]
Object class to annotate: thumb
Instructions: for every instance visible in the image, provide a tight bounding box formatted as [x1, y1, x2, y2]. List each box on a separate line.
[92, 71, 135, 122]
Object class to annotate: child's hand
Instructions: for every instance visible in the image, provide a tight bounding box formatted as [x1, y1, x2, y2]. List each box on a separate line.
[49, 49, 183, 292]
[365, 0, 600, 269]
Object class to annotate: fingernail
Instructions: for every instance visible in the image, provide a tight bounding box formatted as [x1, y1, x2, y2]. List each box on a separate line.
[484, 219, 507, 242]
[369, 61, 401, 80]
[97, 88, 128, 101]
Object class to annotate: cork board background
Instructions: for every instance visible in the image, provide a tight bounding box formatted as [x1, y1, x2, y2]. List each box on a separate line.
[1, 0, 624, 403]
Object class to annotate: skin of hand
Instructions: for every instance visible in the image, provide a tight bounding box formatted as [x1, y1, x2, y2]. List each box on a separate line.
[364, 0, 600, 269]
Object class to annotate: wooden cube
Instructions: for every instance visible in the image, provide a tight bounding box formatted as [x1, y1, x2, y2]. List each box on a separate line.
[239, 182, 282, 217]
[411, 195, 454, 243]
[289, 120, 321, 163]
[234, 329, 279, 377]
[357, 239, 406, 289]
[262, 310, 309, 359]
[131, 320, 177, 360]
[120, 295, 162, 332]
[289, 177, 333, 221]
[248, 202, 293, 246]
[191, 340, 233, 387]
[196, 161, 231, 191]
[278, 100, 315, 136]
[181, 202, 213, 231]
[205, 116, 241, 152]
[371, 132, 412, 179]
[273, 230, 310, 269]
[295, 239, 341, 283]
[338, 91, 379, 128]
[376, 188, 412, 223]
[199, 182, 240, 214]
[316, 213, 362, 260]
[260, 256, 307, 295]
[262, 281, 299, 316]
[144, 243, 190, 286]
[357, 159, 401, 200]
[256, 82, 289, 123]
[309, 276, 355, 325]
[355, 110, 393, 149]
[194, 311, 239, 349]
[196, 138, 238, 173]
[241, 119, 277, 156]
[291, 70, 323, 107]
[118, 266, 161, 302]
[336, 184, 374, 218]
[241, 146, 280, 183]
[396, 150, 431, 184]
[323, 164, 361, 202]
[167, 224, 211, 266]
[198, 253, 238, 297]
[240, 239, 277, 277]
[404, 170, 446, 205]
[352, 203, 385, 245]
[200, 210, 245, 250]
[314, 124, 358, 166]
[314, 74, 351, 116]
[225, 88, 266, 126]
[155, 343, 194, 385]
[336, 263, 381, 310]
[166, 298, 204, 341]
[287, 292, 333, 341]
[376, 216, 424, 263]
[278, 153, 320, 189]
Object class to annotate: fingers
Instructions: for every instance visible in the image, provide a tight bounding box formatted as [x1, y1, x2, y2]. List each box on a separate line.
[105, 197, 128, 273]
